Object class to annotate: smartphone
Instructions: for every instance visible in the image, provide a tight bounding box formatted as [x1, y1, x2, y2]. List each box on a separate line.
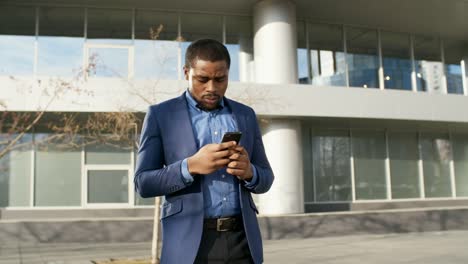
[221, 131, 242, 144]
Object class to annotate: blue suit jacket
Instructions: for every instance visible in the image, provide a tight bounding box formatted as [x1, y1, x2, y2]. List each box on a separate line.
[134, 92, 274, 264]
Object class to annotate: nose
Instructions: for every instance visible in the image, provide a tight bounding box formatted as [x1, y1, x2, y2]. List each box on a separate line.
[206, 80, 216, 92]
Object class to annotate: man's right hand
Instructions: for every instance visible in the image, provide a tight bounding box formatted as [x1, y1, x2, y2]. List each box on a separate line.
[187, 141, 237, 175]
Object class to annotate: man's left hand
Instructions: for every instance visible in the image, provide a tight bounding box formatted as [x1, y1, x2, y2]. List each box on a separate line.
[227, 146, 253, 181]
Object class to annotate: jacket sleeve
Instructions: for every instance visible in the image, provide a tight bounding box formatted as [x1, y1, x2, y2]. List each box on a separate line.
[244, 108, 274, 194]
[134, 106, 190, 198]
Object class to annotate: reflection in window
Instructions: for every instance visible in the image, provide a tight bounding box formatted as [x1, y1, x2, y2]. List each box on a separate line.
[37, 7, 84, 77]
[388, 132, 420, 199]
[135, 40, 179, 80]
[420, 133, 452, 197]
[347, 27, 379, 88]
[0, 35, 35, 76]
[87, 8, 132, 43]
[0, 134, 32, 207]
[226, 44, 240, 81]
[381, 31, 412, 90]
[312, 130, 351, 202]
[352, 131, 387, 200]
[308, 24, 346, 87]
[135, 194, 155, 206]
[226, 16, 253, 82]
[88, 170, 128, 203]
[134, 10, 179, 80]
[414, 36, 444, 93]
[452, 134, 468, 197]
[444, 40, 464, 95]
[181, 14, 222, 43]
[38, 37, 84, 77]
[180, 14, 223, 74]
[85, 142, 131, 165]
[34, 133, 81, 206]
[297, 48, 308, 84]
[0, 6, 36, 76]
[88, 46, 129, 78]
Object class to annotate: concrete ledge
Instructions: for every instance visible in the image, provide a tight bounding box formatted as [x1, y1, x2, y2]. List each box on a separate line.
[0, 208, 154, 220]
[305, 199, 468, 212]
[1, 207, 468, 245]
[259, 207, 468, 240]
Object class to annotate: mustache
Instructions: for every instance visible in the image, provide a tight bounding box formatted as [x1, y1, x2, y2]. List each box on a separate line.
[202, 93, 220, 99]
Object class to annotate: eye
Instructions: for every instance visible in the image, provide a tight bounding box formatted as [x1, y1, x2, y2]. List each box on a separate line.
[197, 77, 209, 83]
[215, 77, 225, 82]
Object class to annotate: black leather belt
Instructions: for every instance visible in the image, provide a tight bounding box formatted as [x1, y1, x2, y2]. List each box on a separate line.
[203, 216, 243, 232]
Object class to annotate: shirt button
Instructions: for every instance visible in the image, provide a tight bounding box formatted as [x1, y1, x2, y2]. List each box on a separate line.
[221, 174, 225, 178]
[223, 197, 227, 201]
[214, 131, 218, 135]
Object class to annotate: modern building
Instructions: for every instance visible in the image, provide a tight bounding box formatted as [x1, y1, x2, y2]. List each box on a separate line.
[1, 0, 468, 221]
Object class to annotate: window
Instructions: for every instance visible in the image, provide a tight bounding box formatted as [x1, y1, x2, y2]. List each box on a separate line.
[381, 31, 412, 90]
[452, 134, 468, 197]
[134, 10, 179, 80]
[444, 40, 464, 95]
[352, 131, 387, 200]
[0, 6, 35, 76]
[388, 132, 420, 199]
[346, 27, 379, 89]
[312, 130, 351, 202]
[37, 7, 84, 77]
[34, 134, 81, 206]
[308, 24, 346, 87]
[420, 133, 452, 197]
[414, 36, 444, 93]
[0, 134, 32, 207]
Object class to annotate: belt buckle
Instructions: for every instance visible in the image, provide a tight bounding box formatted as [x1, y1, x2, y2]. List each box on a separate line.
[216, 217, 230, 232]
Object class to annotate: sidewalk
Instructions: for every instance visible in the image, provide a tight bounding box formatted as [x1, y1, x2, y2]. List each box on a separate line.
[1, 230, 467, 264]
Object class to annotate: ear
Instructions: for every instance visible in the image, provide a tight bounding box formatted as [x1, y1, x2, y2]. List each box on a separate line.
[183, 66, 190, 81]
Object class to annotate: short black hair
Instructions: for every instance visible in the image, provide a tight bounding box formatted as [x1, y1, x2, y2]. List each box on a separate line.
[185, 39, 231, 69]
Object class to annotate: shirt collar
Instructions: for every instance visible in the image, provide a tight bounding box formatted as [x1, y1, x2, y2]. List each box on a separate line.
[185, 89, 225, 112]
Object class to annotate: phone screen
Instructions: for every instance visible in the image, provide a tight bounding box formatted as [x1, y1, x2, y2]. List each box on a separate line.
[221, 132, 242, 144]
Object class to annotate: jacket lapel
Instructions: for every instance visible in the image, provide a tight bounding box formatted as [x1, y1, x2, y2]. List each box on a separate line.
[171, 92, 198, 159]
[226, 98, 248, 150]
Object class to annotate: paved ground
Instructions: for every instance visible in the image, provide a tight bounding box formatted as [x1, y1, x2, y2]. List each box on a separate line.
[1, 230, 467, 264]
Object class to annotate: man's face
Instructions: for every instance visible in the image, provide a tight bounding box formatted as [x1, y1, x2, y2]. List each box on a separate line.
[184, 59, 229, 111]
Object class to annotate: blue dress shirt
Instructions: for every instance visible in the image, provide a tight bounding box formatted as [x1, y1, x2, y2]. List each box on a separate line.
[180, 90, 258, 218]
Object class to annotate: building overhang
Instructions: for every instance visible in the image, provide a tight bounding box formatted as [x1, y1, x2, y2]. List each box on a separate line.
[3, 0, 468, 41]
[3, 77, 468, 131]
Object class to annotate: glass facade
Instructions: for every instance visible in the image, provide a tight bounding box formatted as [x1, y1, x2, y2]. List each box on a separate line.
[381, 31, 412, 90]
[307, 24, 347, 86]
[453, 134, 468, 197]
[304, 128, 468, 204]
[346, 27, 379, 89]
[1, 3, 468, 211]
[134, 10, 179, 80]
[0, 134, 32, 207]
[0, 4, 465, 91]
[414, 36, 444, 93]
[34, 134, 82, 206]
[444, 40, 465, 95]
[0, 6, 35, 76]
[312, 130, 351, 202]
[0, 129, 149, 208]
[352, 131, 387, 200]
[420, 133, 452, 198]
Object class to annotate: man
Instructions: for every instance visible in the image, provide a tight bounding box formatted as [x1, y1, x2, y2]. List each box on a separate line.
[134, 39, 274, 264]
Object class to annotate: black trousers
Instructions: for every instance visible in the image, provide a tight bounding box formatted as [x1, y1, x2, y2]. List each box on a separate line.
[194, 226, 254, 264]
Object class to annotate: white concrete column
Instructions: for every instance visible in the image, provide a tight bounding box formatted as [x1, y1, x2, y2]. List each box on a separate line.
[462, 56, 468, 96]
[253, 0, 303, 215]
[253, 0, 298, 84]
[239, 37, 253, 82]
[260, 120, 304, 214]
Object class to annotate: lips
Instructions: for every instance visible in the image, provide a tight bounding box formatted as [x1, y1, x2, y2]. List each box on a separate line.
[202, 95, 220, 105]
